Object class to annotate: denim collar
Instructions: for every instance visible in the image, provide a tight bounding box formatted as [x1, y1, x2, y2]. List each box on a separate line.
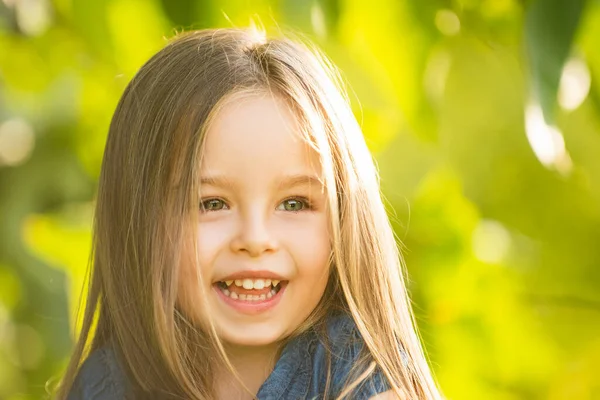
[255, 329, 316, 400]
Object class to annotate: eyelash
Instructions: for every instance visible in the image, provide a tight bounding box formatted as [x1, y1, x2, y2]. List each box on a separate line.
[199, 197, 313, 213]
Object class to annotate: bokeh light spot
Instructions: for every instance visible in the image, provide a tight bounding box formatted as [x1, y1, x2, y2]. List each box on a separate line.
[435, 9, 461, 36]
[0, 118, 36, 167]
[558, 57, 591, 111]
[472, 220, 511, 264]
[525, 104, 572, 175]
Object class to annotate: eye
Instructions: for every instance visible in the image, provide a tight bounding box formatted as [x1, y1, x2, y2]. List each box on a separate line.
[277, 198, 309, 212]
[200, 198, 228, 212]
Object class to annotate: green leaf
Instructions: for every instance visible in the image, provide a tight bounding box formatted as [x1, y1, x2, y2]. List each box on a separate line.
[525, 0, 588, 123]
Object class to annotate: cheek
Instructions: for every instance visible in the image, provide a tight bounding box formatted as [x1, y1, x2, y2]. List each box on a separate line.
[278, 215, 331, 278]
[178, 222, 233, 313]
[196, 221, 232, 261]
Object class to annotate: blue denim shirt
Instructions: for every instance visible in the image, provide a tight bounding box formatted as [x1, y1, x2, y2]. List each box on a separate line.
[68, 314, 391, 399]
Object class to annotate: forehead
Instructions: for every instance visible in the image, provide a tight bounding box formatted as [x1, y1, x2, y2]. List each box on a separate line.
[200, 93, 322, 185]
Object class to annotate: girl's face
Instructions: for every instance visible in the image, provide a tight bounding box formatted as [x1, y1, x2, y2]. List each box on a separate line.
[179, 93, 331, 347]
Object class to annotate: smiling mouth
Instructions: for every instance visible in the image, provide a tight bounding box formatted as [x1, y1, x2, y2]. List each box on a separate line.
[214, 279, 286, 302]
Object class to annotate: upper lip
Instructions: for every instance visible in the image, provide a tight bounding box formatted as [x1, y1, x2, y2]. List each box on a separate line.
[215, 270, 287, 282]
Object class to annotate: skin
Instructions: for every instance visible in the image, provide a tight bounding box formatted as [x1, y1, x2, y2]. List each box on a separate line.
[371, 391, 403, 399]
[177, 92, 331, 398]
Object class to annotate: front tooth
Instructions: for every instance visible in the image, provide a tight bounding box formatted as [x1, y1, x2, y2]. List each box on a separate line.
[265, 279, 272, 286]
[239, 294, 247, 300]
[252, 295, 260, 300]
[242, 279, 254, 289]
[272, 280, 280, 287]
[234, 280, 243, 287]
[259, 294, 266, 300]
[225, 280, 233, 286]
[254, 279, 265, 290]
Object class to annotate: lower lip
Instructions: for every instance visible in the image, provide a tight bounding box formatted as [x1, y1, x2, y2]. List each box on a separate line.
[213, 283, 287, 315]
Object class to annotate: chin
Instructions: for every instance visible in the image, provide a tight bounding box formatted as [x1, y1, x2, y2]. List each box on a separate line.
[217, 320, 289, 347]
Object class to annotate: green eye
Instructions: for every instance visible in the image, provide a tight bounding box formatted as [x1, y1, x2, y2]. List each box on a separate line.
[278, 198, 307, 212]
[201, 199, 226, 211]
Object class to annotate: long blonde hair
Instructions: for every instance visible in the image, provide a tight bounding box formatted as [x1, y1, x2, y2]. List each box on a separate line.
[54, 28, 442, 399]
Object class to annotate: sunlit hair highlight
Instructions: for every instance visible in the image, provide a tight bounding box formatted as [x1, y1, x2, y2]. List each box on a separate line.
[54, 27, 442, 399]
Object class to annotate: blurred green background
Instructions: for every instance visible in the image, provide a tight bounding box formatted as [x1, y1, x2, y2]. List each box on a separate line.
[1, 0, 599, 399]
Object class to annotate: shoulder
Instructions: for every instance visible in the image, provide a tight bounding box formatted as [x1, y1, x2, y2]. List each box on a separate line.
[67, 346, 127, 400]
[311, 314, 392, 399]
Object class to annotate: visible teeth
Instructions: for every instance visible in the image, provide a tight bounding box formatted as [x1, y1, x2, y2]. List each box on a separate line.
[220, 285, 275, 302]
[254, 279, 265, 290]
[224, 278, 282, 290]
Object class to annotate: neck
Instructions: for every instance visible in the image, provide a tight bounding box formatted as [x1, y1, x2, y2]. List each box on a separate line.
[214, 341, 281, 400]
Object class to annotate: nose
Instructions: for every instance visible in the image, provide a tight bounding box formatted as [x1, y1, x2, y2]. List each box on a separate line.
[230, 212, 278, 257]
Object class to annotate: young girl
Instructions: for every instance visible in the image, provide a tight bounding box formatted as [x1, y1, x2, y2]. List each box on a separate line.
[54, 28, 442, 399]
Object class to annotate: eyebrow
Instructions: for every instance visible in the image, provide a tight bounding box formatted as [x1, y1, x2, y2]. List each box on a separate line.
[199, 175, 236, 189]
[276, 174, 324, 190]
[199, 174, 324, 190]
